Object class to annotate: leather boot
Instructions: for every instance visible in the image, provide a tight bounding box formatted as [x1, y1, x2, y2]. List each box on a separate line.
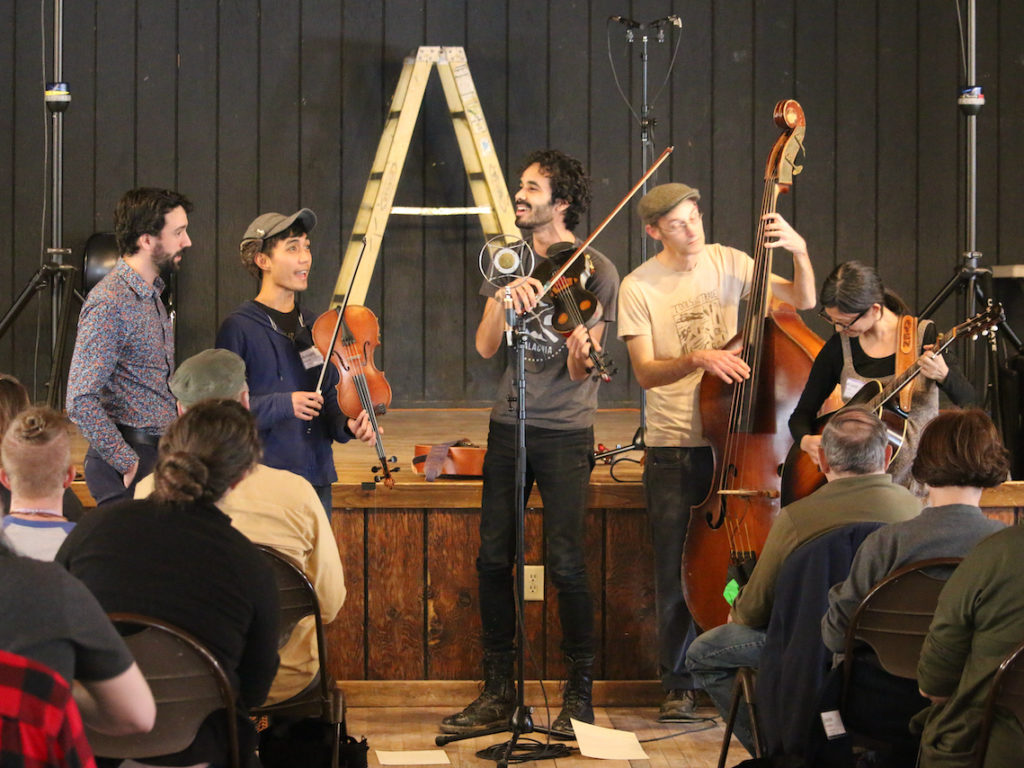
[550, 653, 595, 740]
[439, 650, 516, 734]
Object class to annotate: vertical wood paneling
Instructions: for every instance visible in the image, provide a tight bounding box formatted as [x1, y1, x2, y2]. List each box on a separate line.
[330, 508, 366, 680]
[998, 0, 1024, 271]
[603, 508, 657, 679]
[216, 0, 260, 324]
[366, 509, 425, 678]
[834, 2, 878, 284]
[1, 1, 1022, 408]
[423, 3, 469, 404]
[136, 2, 177, 187]
[300, 0, 344, 315]
[425, 509, 481, 678]
[916, 3, 961, 328]
[793, 0, 836, 292]
[876, 1, 919, 309]
[176, 0, 219, 359]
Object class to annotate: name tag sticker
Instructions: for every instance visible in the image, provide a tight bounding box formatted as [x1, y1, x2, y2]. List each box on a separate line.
[820, 709, 847, 740]
[842, 377, 868, 401]
[299, 346, 325, 370]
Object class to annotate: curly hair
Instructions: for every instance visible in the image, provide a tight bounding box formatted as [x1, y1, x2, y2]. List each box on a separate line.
[238, 222, 309, 280]
[912, 409, 1009, 489]
[819, 260, 909, 316]
[152, 399, 261, 504]
[517, 149, 591, 231]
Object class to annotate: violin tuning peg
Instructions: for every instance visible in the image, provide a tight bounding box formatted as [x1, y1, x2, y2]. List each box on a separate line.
[388, 456, 398, 464]
[371, 465, 381, 473]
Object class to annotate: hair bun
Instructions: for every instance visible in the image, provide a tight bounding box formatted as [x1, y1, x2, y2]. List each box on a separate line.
[154, 451, 209, 502]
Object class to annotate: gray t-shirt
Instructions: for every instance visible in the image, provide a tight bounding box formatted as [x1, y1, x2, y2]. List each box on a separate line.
[0, 553, 134, 684]
[481, 244, 619, 430]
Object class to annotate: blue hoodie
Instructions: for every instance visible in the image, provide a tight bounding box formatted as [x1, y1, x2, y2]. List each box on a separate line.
[216, 300, 350, 486]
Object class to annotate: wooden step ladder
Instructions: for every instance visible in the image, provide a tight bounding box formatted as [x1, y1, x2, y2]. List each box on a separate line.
[332, 46, 516, 307]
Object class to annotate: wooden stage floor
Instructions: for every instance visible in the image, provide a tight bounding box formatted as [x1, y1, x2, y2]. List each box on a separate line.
[347, 705, 735, 768]
[70, 408, 649, 507]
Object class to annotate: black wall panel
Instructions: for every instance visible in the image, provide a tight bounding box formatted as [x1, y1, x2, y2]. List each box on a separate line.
[2, 0, 1022, 408]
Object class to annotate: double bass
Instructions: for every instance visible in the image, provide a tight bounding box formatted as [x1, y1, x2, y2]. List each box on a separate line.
[681, 100, 826, 630]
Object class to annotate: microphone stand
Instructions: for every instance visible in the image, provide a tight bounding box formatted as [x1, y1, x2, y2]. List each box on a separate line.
[917, 0, 1020, 439]
[594, 15, 679, 465]
[436, 311, 565, 766]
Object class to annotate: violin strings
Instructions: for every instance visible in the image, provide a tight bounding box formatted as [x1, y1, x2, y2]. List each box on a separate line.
[342, 337, 390, 474]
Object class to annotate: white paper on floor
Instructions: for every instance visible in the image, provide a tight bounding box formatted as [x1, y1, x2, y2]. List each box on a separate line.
[375, 749, 451, 765]
[571, 718, 649, 760]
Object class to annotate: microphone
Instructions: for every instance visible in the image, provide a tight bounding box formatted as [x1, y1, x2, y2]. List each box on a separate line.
[504, 287, 515, 347]
[609, 15, 640, 28]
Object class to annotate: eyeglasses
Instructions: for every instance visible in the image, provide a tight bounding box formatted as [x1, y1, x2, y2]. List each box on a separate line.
[658, 210, 702, 234]
[816, 305, 871, 331]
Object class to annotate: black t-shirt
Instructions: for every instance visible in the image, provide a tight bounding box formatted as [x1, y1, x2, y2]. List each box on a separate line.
[254, 300, 301, 339]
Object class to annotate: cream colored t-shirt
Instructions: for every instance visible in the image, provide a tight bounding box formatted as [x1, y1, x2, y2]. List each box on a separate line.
[617, 243, 753, 447]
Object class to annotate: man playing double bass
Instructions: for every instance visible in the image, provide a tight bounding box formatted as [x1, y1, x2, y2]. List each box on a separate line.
[440, 149, 619, 740]
[616, 183, 816, 721]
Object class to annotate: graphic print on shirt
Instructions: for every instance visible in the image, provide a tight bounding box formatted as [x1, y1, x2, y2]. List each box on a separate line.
[673, 289, 728, 356]
[520, 301, 566, 372]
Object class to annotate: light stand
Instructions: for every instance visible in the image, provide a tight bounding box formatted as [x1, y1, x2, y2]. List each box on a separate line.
[594, 14, 681, 465]
[918, 0, 1020, 434]
[0, 0, 82, 409]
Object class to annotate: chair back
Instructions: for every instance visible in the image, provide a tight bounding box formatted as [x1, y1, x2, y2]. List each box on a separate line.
[85, 612, 240, 768]
[975, 639, 1024, 767]
[842, 557, 962, 692]
[251, 546, 334, 721]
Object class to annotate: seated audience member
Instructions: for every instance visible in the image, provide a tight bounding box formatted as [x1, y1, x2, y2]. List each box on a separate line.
[915, 527, 1024, 766]
[135, 348, 345, 704]
[1, 407, 77, 560]
[817, 408, 1008, 765]
[684, 408, 921, 755]
[57, 399, 280, 767]
[0, 532, 155, 736]
[0, 374, 84, 521]
[0, 648, 97, 767]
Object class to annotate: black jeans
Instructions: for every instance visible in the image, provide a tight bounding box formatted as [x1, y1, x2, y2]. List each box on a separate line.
[476, 420, 596, 658]
[643, 445, 714, 691]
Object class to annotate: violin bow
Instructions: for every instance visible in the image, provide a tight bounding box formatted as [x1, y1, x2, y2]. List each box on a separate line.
[535, 145, 674, 302]
[313, 237, 367, 396]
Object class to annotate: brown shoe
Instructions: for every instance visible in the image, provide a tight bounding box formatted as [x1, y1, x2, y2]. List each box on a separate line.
[657, 689, 700, 722]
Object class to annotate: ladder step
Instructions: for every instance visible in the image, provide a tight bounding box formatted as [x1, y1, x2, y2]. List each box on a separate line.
[391, 206, 493, 216]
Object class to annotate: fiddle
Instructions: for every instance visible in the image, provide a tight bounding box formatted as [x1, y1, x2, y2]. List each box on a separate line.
[312, 305, 398, 488]
[531, 242, 617, 382]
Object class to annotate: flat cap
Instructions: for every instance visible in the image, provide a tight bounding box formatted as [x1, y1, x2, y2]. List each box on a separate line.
[169, 349, 248, 407]
[637, 183, 700, 225]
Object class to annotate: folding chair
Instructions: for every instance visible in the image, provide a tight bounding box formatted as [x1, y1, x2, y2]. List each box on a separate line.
[86, 612, 240, 768]
[841, 557, 962, 702]
[251, 546, 345, 766]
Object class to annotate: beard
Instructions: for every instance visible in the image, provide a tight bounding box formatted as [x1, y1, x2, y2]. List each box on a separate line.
[151, 242, 182, 272]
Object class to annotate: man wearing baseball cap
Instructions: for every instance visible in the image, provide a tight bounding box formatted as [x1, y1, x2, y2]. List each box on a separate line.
[135, 347, 346, 706]
[616, 183, 816, 721]
[216, 210, 375, 517]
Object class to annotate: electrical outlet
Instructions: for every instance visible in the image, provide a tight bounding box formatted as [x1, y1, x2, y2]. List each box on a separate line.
[523, 565, 544, 601]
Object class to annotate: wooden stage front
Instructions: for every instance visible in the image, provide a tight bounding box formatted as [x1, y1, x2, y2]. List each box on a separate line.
[69, 407, 1024, 704]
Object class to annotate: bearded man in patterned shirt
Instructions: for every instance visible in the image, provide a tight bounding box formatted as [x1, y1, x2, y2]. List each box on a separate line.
[67, 187, 192, 506]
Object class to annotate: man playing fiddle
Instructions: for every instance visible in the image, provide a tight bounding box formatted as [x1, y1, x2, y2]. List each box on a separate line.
[616, 183, 816, 721]
[216, 209, 375, 517]
[440, 150, 619, 739]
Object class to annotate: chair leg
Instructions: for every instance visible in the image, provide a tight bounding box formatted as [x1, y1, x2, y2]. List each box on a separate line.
[739, 669, 764, 758]
[718, 671, 745, 768]
[717, 668, 762, 768]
